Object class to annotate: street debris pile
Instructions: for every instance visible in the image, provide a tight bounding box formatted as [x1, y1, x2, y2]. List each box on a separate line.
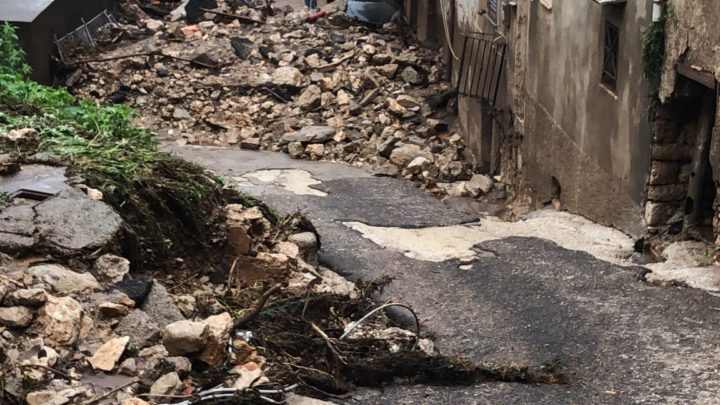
[65, 0, 501, 198]
[1, 35, 559, 405]
[0, 166, 561, 405]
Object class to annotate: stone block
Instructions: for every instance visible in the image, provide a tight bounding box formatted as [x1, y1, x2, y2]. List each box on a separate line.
[647, 184, 686, 202]
[645, 201, 680, 226]
[649, 161, 679, 185]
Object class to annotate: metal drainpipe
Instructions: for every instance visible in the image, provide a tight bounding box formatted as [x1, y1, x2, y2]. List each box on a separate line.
[652, 0, 664, 23]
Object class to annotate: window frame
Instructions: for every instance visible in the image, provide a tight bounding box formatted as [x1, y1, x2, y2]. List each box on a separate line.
[601, 20, 620, 90]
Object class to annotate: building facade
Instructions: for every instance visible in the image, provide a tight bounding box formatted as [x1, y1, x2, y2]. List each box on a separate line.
[406, 0, 705, 240]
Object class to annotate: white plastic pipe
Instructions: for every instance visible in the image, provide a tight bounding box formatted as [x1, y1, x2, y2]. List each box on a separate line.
[652, 0, 664, 23]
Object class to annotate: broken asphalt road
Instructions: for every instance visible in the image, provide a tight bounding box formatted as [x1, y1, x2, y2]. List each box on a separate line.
[168, 144, 720, 404]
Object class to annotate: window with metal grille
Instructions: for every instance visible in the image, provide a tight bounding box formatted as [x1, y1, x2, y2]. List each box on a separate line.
[488, 0, 498, 22]
[601, 21, 619, 89]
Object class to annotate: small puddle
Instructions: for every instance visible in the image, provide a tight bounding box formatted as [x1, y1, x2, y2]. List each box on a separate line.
[344, 210, 636, 266]
[236, 169, 327, 196]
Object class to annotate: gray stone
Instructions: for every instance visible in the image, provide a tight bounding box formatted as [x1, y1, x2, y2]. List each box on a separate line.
[652, 144, 694, 161]
[115, 309, 161, 349]
[95, 254, 130, 283]
[0, 205, 35, 252]
[389, 144, 433, 167]
[141, 281, 185, 328]
[377, 137, 397, 158]
[88, 336, 130, 371]
[150, 372, 182, 396]
[119, 358, 137, 376]
[373, 163, 400, 177]
[35, 190, 122, 254]
[288, 232, 319, 266]
[648, 184, 686, 202]
[406, 157, 430, 175]
[649, 161, 679, 185]
[465, 174, 494, 196]
[172, 108, 191, 120]
[401, 66, 423, 85]
[162, 320, 208, 355]
[25, 264, 101, 295]
[282, 126, 336, 144]
[0, 306, 33, 327]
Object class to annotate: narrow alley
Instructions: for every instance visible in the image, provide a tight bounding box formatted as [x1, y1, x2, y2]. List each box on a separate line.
[1, 0, 720, 404]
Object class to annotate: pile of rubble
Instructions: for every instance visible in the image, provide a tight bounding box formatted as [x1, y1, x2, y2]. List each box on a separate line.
[0, 195, 441, 404]
[67, 0, 487, 196]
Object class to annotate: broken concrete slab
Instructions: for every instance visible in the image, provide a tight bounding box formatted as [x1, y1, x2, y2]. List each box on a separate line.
[34, 189, 122, 254]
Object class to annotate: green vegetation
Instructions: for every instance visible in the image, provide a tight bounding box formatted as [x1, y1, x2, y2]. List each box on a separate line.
[641, 6, 673, 87]
[0, 22, 158, 184]
[0, 23, 275, 269]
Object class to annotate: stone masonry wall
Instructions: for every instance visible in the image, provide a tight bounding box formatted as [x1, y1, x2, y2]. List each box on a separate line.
[645, 101, 698, 227]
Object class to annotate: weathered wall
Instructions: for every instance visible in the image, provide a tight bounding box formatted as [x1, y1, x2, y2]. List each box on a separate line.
[518, 1, 653, 236]
[659, 0, 720, 237]
[660, 0, 720, 101]
[408, 0, 655, 236]
[4, 0, 112, 84]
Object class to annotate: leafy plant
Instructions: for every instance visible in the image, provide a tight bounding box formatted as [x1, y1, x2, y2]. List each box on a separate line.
[641, 5, 673, 87]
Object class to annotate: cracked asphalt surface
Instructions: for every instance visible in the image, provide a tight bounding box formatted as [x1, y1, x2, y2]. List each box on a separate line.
[168, 144, 720, 404]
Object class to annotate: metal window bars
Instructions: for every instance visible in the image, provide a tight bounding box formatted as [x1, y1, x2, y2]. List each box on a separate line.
[456, 32, 507, 106]
[55, 10, 117, 62]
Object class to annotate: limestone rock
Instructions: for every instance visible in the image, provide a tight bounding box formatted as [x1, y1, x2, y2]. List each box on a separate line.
[389, 144, 433, 167]
[119, 358, 138, 376]
[5, 288, 47, 307]
[282, 126, 336, 144]
[198, 312, 233, 366]
[163, 320, 208, 355]
[122, 399, 151, 405]
[37, 295, 84, 346]
[150, 372, 182, 396]
[95, 254, 130, 283]
[99, 302, 130, 317]
[466, 174, 494, 196]
[0, 306, 33, 327]
[176, 295, 196, 317]
[272, 66, 304, 87]
[288, 232, 318, 266]
[88, 336, 130, 371]
[232, 362, 269, 389]
[406, 156, 430, 174]
[25, 264, 101, 295]
[288, 142, 305, 158]
[306, 143, 325, 158]
[240, 137, 261, 150]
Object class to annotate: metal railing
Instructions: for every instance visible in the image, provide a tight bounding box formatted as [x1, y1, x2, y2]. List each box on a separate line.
[456, 32, 507, 106]
[55, 10, 117, 62]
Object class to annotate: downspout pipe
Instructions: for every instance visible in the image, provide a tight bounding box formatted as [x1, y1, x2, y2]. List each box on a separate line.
[652, 0, 664, 23]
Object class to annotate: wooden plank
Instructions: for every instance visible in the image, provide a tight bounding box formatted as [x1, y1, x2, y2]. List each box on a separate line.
[677, 62, 717, 89]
